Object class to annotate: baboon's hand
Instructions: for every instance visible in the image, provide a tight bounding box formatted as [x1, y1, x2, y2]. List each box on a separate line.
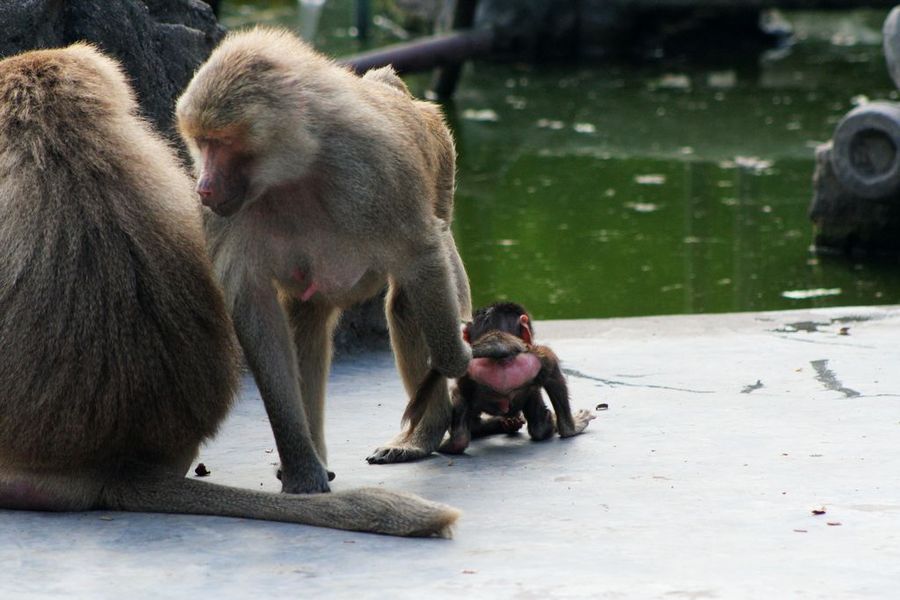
[560, 409, 596, 438]
[431, 341, 472, 379]
[499, 415, 526, 434]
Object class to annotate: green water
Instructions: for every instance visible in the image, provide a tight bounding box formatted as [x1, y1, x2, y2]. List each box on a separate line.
[220, 2, 900, 319]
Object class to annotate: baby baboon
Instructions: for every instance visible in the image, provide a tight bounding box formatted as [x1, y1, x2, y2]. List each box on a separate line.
[0, 44, 458, 537]
[405, 302, 595, 454]
[176, 27, 472, 488]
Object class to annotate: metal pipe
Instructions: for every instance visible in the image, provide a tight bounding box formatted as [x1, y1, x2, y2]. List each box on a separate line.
[339, 28, 493, 76]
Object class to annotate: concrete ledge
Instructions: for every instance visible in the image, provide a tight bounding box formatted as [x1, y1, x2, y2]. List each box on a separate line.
[4, 305, 900, 598]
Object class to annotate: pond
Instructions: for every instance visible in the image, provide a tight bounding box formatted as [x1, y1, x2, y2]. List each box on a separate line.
[220, 1, 900, 319]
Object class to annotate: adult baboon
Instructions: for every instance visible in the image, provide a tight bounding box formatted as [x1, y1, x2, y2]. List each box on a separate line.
[176, 27, 472, 492]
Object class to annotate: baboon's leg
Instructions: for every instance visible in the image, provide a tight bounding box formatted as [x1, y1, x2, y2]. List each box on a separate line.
[522, 389, 555, 441]
[367, 284, 453, 464]
[285, 297, 341, 463]
[233, 286, 329, 494]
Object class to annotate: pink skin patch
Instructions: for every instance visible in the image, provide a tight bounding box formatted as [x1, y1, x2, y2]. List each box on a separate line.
[291, 268, 319, 301]
[299, 282, 319, 301]
[467, 353, 541, 396]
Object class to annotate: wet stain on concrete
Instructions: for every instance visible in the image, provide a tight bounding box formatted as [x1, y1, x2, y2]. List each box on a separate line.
[562, 368, 714, 394]
[775, 321, 829, 333]
[773, 315, 874, 335]
[811, 359, 860, 398]
[832, 315, 874, 324]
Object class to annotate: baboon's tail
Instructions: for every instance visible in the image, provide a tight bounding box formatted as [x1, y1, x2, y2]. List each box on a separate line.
[100, 476, 459, 538]
[402, 368, 445, 432]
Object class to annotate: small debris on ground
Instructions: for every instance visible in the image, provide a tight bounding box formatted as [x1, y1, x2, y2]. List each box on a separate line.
[812, 507, 827, 515]
[596, 403, 609, 411]
[839, 327, 850, 336]
[827, 522, 842, 526]
[741, 380, 763, 394]
[194, 463, 211, 477]
[793, 529, 808, 533]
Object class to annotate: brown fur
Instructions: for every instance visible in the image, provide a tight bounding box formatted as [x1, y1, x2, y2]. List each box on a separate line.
[0, 44, 458, 537]
[362, 65, 412, 96]
[0, 44, 236, 473]
[403, 330, 529, 431]
[407, 303, 595, 454]
[175, 27, 473, 483]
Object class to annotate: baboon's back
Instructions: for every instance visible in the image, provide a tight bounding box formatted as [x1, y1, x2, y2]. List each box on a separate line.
[0, 47, 238, 470]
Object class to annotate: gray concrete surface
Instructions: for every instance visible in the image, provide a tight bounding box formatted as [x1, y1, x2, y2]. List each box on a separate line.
[4, 305, 900, 599]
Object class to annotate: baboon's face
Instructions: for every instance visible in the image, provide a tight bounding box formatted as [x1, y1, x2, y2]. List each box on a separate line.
[193, 136, 253, 217]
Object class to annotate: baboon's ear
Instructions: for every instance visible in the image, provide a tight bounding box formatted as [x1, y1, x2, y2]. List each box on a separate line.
[518, 314, 533, 345]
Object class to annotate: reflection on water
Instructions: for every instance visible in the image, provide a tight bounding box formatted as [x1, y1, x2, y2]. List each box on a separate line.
[219, 3, 900, 319]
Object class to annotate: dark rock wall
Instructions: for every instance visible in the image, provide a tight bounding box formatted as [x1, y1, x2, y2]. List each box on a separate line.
[0, 0, 224, 142]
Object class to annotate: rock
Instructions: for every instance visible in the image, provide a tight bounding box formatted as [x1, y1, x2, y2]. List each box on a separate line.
[0, 1, 65, 55]
[472, 0, 780, 61]
[475, 0, 580, 59]
[0, 0, 224, 143]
